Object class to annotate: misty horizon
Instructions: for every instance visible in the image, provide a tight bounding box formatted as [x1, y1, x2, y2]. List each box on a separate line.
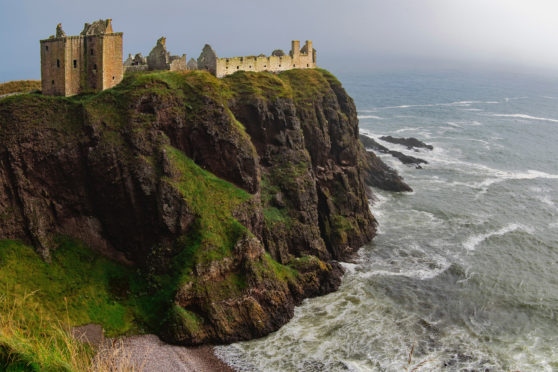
[2, 0, 558, 81]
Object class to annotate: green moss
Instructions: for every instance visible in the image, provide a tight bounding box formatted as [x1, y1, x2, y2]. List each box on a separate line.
[278, 69, 330, 104]
[263, 206, 288, 224]
[0, 238, 137, 337]
[165, 145, 250, 263]
[329, 215, 359, 245]
[223, 71, 292, 101]
[263, 254, 298, 282]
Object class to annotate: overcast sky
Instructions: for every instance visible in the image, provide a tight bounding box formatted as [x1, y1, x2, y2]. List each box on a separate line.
[2, 0, 558, 81]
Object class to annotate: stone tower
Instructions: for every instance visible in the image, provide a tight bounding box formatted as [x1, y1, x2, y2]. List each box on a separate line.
[40, 19, 123, 96]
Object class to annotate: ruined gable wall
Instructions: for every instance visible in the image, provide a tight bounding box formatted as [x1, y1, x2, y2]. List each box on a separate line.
[40, 39, 66, 95]
[101, 33, 123, 90]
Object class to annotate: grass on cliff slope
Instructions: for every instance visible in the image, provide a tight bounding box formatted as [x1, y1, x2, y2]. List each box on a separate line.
[0, 239, 143, 371]
[0, 81, 41, 96]
[165, 145, 251, 264]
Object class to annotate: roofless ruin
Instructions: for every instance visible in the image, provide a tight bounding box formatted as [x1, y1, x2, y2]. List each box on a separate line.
[40, 19, 317, 96]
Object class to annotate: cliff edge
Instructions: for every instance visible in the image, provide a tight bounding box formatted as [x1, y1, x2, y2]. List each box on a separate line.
[0, 69, 378, 345]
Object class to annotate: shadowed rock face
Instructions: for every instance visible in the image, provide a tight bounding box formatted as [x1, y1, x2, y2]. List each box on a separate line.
[0, 69, 376, 345]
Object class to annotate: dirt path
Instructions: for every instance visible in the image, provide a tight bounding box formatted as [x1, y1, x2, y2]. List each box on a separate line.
[117, 334, 238, 372]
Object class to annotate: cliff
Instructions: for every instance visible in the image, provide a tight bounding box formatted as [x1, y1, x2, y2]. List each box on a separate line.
[0, 69, 380, 345]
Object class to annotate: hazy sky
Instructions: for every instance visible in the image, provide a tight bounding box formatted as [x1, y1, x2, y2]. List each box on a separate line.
[2, 0, 558, 81]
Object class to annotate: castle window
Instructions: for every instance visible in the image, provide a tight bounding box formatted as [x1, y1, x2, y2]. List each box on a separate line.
[226, 59, 229, 63]
[73, 60, 77, 68]
[237, 66, 240, 69]
[293, 64, 296, 67]
[56, 59, 60, 68]
[51, 80, 54, 85]
[264, 65, 267, 68]
[112, 76, 115, 80]
[93, 64, 97, 71]
[249, 65, 252, 68]
[279, 64, 281, 67]
[45, 45, 48, 51]
[226, 66, 228, 69]
[307, 64, 309, 67]
[90, 49, 94, 55]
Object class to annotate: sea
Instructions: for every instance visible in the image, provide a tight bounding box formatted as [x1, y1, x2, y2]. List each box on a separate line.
[216, 69, 558, 371]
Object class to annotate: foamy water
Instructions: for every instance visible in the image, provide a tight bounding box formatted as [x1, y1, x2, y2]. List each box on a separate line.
[216, 70, 558, 371]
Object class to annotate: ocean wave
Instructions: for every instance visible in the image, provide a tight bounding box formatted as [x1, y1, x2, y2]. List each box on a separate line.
[490, 113, 558, 123]
[357, 114, 383, 119]
[463, 223, 534, 251]
[373, 100, 499, 110]
[393, 126, 426, 133]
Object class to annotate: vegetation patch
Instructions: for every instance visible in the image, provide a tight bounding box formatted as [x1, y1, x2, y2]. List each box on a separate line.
[0, 80, 41, 96]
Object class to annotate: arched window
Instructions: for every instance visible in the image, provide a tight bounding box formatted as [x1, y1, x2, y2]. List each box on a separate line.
[56, 59, 60, 68]
[45, 45, 49, 51]
[73, 60, 77, 68]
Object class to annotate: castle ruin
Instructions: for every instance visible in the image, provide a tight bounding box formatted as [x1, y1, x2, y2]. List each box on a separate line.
[40, 19, 316, 95]
[124, 37, 187, 73]
[40, 19, 123, 96]
[197, 40, 317, 78]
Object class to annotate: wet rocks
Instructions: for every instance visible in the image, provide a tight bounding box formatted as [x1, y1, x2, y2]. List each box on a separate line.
[379, 135, 434, 150]
[360, 133, 428, 168]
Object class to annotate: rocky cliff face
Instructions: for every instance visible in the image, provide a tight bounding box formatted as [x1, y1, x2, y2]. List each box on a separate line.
[0, 69, 377, 344]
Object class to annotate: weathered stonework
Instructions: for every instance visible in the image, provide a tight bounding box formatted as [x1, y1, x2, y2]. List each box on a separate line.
[40, 20, 123, 96]
[200, 40, 317, 78]
[123, 53, 148, 73]
[186, 58, 198, 70]
[124, 37, 187, 73]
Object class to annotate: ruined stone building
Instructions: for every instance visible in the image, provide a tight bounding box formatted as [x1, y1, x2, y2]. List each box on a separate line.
[40, 20, 123, 96]
[124, 37, 186, 73]
[197, 40, 316, 78]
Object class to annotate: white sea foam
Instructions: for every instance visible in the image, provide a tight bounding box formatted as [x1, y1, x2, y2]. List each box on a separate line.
[373, 100, 499, 110]
[357, 114, 383, 119]
[490, 113, 558, 123]
[463, 223, 534, 251]
[393, 126, 425, 133]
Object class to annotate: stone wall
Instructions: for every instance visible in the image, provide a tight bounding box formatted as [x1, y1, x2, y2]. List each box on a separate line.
[64, 37, 84, 96]
[40, 38, 66, 96]
[40, 21, 123, 96]
[213, 40, 316, 78]
[125, 37, 186, 73]
[101, 34, 123, 90]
